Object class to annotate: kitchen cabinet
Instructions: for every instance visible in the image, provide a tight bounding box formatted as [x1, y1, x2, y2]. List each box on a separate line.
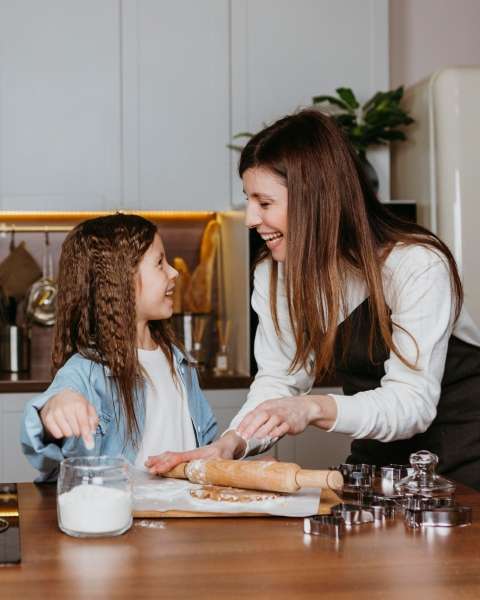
[128, 0, 230, 210]
[1, 393, 38, 483]
[0, 0, 122, 212]
[229, 0, 390, 204]
[0, 0, 389, 212]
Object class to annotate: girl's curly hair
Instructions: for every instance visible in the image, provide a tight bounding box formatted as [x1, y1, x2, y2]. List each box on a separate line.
[52, 213, 178, 444]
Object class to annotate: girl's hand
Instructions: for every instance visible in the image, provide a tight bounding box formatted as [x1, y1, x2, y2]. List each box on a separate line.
[39, 390, 99, 449]
[146, 430, 246, 475]
[235, 395, 337, 440]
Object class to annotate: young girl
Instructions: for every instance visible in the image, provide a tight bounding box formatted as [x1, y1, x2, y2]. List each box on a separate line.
[21, 214, 217, 481]
[148, 109, 480, 490]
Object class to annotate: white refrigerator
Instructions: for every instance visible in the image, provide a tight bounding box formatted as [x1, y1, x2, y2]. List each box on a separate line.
[392, 66, 480, 323]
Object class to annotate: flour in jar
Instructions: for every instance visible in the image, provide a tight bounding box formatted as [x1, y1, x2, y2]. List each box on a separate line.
[58, 484, 132, 535]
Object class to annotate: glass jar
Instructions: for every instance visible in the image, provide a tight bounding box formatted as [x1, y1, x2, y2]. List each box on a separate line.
[394, 450, 456, 499]
[57, 456, 133, 538]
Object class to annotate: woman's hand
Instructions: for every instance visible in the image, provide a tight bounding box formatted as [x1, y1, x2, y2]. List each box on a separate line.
[145, 430, 247, 475]
[235, 395, 337, 441]
[40, 390, 99, 449]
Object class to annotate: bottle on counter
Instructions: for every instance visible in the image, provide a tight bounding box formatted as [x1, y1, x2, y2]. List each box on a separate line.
[213, 320, 231, 376]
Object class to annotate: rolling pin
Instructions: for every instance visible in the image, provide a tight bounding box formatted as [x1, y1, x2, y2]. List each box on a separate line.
[164, 459, 343, 493]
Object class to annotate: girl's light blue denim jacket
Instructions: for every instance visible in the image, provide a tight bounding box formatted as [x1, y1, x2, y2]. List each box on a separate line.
[21, 348, 218, 482]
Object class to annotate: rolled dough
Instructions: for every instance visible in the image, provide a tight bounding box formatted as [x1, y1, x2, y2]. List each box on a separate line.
[189, 485, 283, 503]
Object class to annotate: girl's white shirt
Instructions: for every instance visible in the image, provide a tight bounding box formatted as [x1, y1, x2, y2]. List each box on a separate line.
[228, 244, 480, 456]
[134, 347, 197, 470]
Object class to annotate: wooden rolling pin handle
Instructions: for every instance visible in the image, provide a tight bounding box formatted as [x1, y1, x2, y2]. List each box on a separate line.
[295, 469, 344, 491]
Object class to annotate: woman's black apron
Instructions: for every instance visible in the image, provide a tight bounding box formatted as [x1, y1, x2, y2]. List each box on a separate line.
[334, 299, 480, 490]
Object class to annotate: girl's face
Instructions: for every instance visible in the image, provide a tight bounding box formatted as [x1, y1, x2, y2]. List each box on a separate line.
[243, 167, 288, 262]
[135, 233, 178, 322]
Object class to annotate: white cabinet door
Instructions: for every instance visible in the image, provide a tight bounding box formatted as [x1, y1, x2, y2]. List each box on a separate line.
[204, 389, 247, 439]
[126, 0, 230, 210]
[1, 393, 38, 483]
[230, 0, 390, 205]
[0, 0, 122, 211]
[275, 428, 352, 470]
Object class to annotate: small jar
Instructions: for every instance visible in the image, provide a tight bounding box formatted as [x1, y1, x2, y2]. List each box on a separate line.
[57, 456, 133, 538]
[190, 341, 206, 371]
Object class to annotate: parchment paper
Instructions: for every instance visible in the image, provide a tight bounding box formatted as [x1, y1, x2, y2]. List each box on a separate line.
[132, 469, 320, 517]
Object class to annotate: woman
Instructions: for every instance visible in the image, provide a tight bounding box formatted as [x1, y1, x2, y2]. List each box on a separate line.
[147, 109, 480, 489]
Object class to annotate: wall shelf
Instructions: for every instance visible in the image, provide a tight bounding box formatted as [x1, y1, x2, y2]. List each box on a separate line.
[0, 211, 217, 232]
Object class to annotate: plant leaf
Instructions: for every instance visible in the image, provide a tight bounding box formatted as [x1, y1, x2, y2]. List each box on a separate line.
[336, 87, 359, 109]
[377, 130, 407, 142]
[312, 95, 350, 111]
[232, 132, 254, 139]
[334, 114, 357, 127]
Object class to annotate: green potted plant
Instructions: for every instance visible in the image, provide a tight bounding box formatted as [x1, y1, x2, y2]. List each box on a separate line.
[312, 86, 414, 193]
[230, 86, 413, 195]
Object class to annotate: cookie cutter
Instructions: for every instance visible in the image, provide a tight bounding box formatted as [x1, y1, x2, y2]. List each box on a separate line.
[328, 456, 473, 533]
[380, 464, 411, 482]
[419, 506, 472, 527]
[303, 515, 345, 540]
[403, 495, 472, 528]
[332, 463, 376, 482]
[331, 503, 374, 526]
[369, 498, 398, 521]
[404, 505, 472, 528]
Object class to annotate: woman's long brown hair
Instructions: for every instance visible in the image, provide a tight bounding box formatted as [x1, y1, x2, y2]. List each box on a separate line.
[239, 109, 463, 379]
[52, 213, 179, 444]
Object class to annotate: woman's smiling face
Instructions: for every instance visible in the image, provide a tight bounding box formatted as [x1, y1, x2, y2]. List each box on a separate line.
[243, 167, 288, 262]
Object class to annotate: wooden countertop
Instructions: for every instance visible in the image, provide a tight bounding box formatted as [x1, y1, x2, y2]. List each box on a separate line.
[2, 482, 480, 599]
[0, 365, 340, 394]
[0, 367, 253, 393]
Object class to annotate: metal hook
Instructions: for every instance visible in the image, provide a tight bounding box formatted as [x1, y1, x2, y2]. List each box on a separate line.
[9, 229, 15, 251]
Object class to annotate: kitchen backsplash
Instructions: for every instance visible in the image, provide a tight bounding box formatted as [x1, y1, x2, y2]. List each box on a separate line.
[0, 211, 250, 376]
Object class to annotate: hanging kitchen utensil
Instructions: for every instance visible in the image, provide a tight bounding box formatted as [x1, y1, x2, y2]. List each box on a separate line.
[0, 233, 42, 301]
[26, 232, 57, 326]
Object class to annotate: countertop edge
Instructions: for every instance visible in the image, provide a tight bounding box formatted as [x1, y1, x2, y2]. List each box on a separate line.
[0, 374, 339, 394]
